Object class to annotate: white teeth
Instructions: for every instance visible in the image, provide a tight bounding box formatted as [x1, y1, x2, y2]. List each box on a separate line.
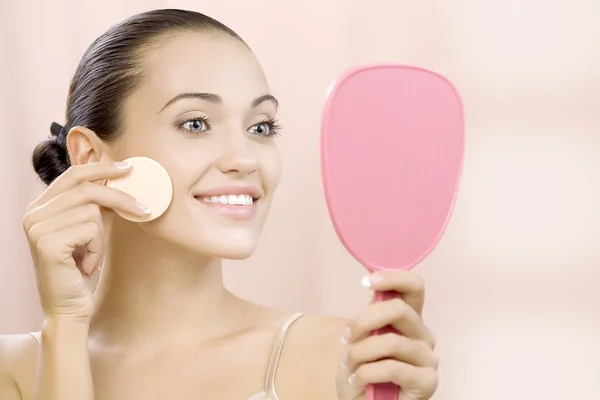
[200, 194, 254, 205]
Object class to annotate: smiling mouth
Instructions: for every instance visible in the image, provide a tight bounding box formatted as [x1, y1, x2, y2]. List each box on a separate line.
[195, 194, 257, 205]
[193, 193, 259, 221]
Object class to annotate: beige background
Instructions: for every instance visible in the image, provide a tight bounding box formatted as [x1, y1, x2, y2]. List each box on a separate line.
[1, 0, 599, 399]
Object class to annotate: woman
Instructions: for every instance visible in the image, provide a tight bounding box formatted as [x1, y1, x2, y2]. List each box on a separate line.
[0, 9, 438, 400]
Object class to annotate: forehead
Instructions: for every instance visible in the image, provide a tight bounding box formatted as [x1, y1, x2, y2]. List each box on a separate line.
[135, 32, 269, 109]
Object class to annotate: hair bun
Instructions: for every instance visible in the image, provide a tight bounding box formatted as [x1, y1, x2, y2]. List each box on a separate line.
[32, 137, 69, 185]
[50, 122, 64, 137]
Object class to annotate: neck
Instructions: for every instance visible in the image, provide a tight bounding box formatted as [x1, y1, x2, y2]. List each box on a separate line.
[90, 220, 246, 347]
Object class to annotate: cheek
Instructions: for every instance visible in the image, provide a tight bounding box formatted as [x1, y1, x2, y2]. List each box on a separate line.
[259, 147, 281, 190]
[162, 160, 202, 201]
[120, 139, 208, 191]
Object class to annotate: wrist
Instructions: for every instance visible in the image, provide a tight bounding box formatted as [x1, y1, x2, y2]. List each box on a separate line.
[37, 317, 93, 400]
[42, 316, 90, 341]
[43, 314, 91, 326]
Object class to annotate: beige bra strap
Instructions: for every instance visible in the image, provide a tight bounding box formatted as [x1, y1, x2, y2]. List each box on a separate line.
[264, 313, 304, 399]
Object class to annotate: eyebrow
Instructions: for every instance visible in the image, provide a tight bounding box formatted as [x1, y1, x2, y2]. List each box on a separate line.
[157, 92, 279, 113]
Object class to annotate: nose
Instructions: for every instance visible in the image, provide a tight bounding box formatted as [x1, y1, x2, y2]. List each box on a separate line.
[216, 134, 259, 176]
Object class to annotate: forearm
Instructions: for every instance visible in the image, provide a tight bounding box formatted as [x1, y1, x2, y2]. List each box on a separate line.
[35, 318, 93, 400]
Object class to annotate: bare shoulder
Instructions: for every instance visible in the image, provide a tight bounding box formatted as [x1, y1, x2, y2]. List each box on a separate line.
[289, 314, 348, 348]
[277, 314, 349, 399]
[0, 333, 39, 399]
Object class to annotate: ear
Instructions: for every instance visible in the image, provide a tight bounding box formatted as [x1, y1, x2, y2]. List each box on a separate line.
[65, 126, 107, 166]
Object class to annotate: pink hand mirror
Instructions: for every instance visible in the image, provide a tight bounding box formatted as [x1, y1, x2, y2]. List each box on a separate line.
[321, 64, 464, 400]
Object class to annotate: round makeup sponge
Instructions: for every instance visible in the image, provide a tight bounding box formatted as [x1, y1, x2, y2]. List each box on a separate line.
[106, 157, 173, 222]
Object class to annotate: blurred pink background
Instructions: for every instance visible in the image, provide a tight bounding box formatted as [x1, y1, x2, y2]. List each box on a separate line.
[1, 0, 599, 399]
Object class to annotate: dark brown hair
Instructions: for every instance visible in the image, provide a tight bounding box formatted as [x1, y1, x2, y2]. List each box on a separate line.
[32, 9, 247, 185]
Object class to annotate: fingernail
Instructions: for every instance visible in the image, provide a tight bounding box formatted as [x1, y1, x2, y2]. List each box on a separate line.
[135, 200, 152, 215]
[361, 274, 383, 288]
[341, 327, 351, 344]
[114, 161, 131, 169]
[341, 350, 348, 368]
[348, 373, 356, 385]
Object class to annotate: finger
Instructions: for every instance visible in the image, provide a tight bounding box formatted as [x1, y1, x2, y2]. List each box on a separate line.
[346, 333, 439, 371]
[79, 233, 104, 276]
[23, 181, 149, 232]
[28, 161, 133, 210]
[27, 204, 106, 274]
[363, 270, 426, 315]
[351, 359, 438, 397]
[36, 221, 103, 275]
[348, 298, 432, 344]
[27, 204, 104, 246]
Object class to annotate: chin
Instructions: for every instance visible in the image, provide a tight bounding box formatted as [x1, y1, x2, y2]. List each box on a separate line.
[150, 224, 261, 261]
[200, 234, 259, 260]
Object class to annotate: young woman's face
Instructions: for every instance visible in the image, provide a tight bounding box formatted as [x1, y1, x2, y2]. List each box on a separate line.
[108, 32, 282, 259]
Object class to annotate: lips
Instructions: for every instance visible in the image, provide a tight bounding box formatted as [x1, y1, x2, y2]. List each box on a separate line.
[194, 185, 261, 200]
[193, 186, 261, 221]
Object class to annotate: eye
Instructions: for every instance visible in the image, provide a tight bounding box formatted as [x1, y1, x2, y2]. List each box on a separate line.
[180, 118, 208, 134]
[248, 120, 281, 137]
[248, 122, 270, 136]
